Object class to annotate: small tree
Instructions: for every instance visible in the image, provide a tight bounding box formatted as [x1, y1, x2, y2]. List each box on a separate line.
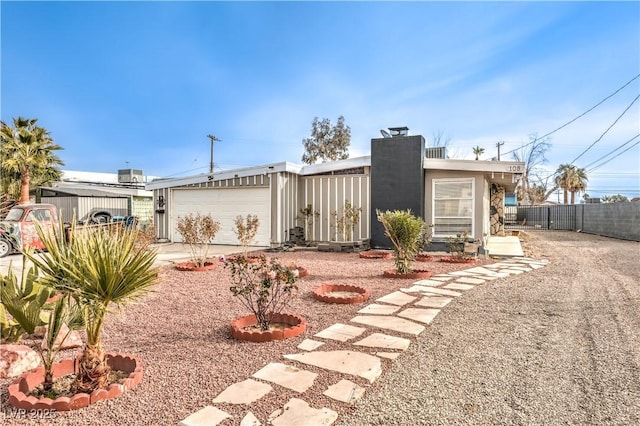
[376, 209, 426, 274]
[176, 213, 221, 267]
[301, 116, 351, 164]
[601, 194, 629, 203]
[331, 200, 362, 241]
[226, 256, 298, 331]
[297, 204, 319, 244]
[445, 231, 472, 260]
[233, 214, 260, 255]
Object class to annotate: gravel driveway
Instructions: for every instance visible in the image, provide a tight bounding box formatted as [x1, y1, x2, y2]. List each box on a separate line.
[338, 231, 640, 425]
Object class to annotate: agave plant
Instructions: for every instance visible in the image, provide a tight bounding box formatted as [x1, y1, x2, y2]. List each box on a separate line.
[25, 220, 159, 393]
[1, 255, 82, 393]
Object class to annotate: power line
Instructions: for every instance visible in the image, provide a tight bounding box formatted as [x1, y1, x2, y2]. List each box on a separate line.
[501, 73, 640, 157]
[587, 140, 640, 173]
[571, 94, 640, 164]
[582, 133, 640, 169]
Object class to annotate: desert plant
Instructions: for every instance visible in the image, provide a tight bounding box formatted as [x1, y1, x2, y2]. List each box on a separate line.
[445, 231, 474, 260]
[376, 209, 427, 274]
[24, 220, 159, 393]
[226, 255, 298, 331]
[1, 256, 83, 394]
[233, 214, 260, 255]
[331, 200, 362, 241]
[297, 204, 319, 243]
[176, 213, 221, 267]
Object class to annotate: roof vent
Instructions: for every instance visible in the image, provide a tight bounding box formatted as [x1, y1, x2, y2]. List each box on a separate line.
[388, 126, 409, 137]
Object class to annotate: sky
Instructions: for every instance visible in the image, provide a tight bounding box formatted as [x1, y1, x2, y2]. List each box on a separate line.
[1, 1, 639, 201]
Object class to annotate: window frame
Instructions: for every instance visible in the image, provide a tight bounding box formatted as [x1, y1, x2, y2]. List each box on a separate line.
[431, 177, 475, 238]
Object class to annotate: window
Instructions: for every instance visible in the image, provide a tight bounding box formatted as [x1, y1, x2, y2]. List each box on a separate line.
[432, 178, 474, 237]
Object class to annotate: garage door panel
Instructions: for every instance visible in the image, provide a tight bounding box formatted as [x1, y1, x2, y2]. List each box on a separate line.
[172, 187, 270, 246]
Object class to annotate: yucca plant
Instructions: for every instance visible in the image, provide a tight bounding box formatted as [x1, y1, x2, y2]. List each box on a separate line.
[1, 256, 82, 394]
[25, 220, 159, 393]
[376, 209, 427, 274]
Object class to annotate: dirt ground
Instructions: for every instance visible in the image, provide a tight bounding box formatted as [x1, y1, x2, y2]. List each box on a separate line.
[338, 230, 640, 425]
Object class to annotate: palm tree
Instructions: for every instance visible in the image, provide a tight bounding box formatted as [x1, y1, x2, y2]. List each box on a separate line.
[0, 117, 64, 204]
[25, 220, 159, 392]
[554, 164, 575, 204]
[473, 146, 485, 160]
[554, 164, 588, 205]
[568, 167, 588, 204]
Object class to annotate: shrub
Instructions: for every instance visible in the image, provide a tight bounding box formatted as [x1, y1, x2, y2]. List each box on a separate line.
[297, 204, 319, 244]
[376, 209, 427, 274]
[331, 200, 362, 241]
[445, 231, 473, 260]
[226, 255, 298, 331]
[233, 214, 260, 255]
[176, 213, 221, 267]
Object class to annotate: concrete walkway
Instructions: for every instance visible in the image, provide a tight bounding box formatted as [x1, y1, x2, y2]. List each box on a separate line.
[179, 256, 549, 426]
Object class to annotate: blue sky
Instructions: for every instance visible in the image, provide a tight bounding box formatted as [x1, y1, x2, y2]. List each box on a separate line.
[2, 1, 639, 200]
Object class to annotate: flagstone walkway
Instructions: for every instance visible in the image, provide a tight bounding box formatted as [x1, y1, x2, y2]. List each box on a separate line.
[179, 257, 549, 426]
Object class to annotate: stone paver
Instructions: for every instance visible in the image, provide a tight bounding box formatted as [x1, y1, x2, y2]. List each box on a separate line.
[412, 279, 445, 287]
[298, 339, 325, 351]
[376, 352, 401, 360]
[323, 379, 366, 404]
[315, 323, 367, 342]
[180, 406, 231, 426]
[430, 275, 453, 281]
[269, 398, 338, 426]
[397, 308, 440, 325]
[375, 291, 417, 306]
[455, 277, 486, 285]
[353, 332, 411, 350]
[212, 378, 273, 404]
[400, 284, 442, 294]
[252, 362, 317, 393]
[500, 268, 524, 275]
[284, 350, 382, 383]
[417, 287, 462, 297]
[444, 283, 475, 291]
[351, 315, 425, 336]
[357, 303, 400, 315]
[448, 270, 479, 276]
[415, 296, 452, 308]
[240, 412, 261, 426]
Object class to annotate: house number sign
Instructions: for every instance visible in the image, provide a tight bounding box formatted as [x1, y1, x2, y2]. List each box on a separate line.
[506, 165, 523, 172]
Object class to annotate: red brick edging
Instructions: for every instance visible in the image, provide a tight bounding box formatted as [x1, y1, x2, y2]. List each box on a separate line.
[313, 284, 371, 304]
[439, 257, 477, 264]
[8, 354, 144, 411]
[231, 313, 306, 342]
[175, 261, 217, 271]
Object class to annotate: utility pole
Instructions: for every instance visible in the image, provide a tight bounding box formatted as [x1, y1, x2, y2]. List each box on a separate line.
[206, 134, 220, 174]
[496, 141, 505, 161]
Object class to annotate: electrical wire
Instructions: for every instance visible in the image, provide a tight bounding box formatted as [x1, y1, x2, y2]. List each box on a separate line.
[501, 73, 640, 157]
[582, 133, 640, 169]
[570, 93, 640, 164]
[587, 140, 640, 173]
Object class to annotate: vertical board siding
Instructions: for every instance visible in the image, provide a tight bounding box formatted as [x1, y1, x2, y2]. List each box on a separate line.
[300, 174, 370, 242]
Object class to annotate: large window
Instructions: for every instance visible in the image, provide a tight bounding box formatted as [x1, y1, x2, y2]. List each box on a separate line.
[433, 178, 474, 237]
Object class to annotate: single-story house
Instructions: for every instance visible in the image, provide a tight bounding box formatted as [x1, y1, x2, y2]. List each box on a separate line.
[147, 131, 524, 250]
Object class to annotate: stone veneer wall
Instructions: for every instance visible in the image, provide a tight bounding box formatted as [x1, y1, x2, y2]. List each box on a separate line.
[490, 185, 505, 236]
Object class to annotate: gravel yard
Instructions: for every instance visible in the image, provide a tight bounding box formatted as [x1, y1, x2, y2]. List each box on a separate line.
[0, 249, 494, 425]
[2, 231, 638, 425]
[338, 231, 640, 425]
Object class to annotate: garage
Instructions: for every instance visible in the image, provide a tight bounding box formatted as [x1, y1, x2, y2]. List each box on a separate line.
[171, 186, 271, 246]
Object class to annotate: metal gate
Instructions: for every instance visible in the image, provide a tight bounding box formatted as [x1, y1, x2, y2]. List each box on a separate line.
[505, 205, 577, 230]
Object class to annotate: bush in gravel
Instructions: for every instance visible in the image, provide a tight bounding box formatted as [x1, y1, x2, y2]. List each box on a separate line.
[376, 209, 427, 274]
[226, 255, 298, 331]
[445, 231, 473, 260]
[233, 214, 260, 256]
[176, 213, 221, 267]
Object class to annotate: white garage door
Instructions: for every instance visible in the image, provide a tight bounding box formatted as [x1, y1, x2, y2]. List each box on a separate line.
[172, 187, 271, 246]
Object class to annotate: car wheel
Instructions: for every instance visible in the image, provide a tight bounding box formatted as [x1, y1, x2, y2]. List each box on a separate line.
[0, 239, 11, 258]
[93, 214, 110, 224]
